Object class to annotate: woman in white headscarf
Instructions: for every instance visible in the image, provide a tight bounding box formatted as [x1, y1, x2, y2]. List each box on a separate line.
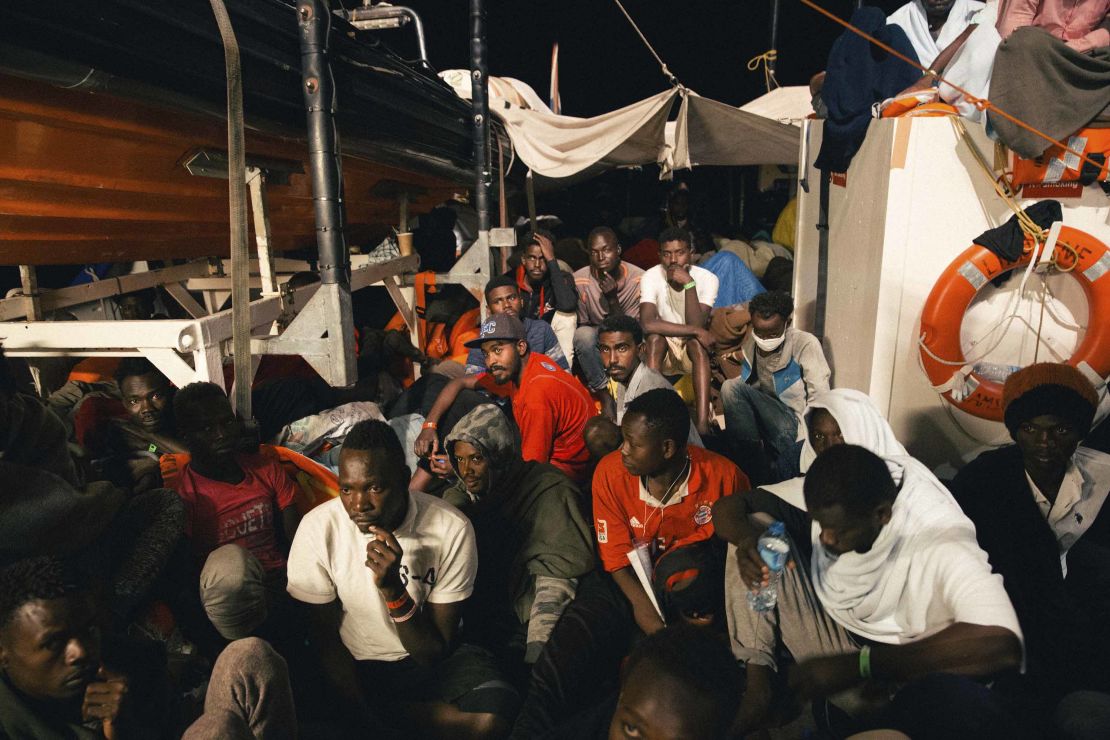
[764, 388, 911, 510]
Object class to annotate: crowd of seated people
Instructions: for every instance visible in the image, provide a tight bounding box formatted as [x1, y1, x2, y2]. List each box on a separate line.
[11, 183, 1110, 740]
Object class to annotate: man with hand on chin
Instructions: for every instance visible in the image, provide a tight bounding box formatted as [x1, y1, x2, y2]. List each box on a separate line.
[720, 290, 830, 484]
[573, 227, 644, 408]
[415, 313, 595, 484]
[0, 556, 297, 740]
[287, 420, 515, 736]
[639, 227, 719, 437]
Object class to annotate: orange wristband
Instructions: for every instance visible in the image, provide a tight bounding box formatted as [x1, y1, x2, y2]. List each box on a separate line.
[386, 592, 412, 611]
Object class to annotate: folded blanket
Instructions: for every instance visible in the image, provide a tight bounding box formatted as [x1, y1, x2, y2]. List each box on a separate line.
[816, 7, 922, 172]
[989, 26, 1110, 158]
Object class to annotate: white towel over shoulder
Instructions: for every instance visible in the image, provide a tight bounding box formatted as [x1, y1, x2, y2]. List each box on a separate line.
[811, 456, 1022, 646]
[888, 0, 986, 68]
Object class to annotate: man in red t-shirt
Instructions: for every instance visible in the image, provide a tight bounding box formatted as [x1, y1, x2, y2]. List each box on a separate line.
[593, 388, 747, 635]
[415, 313, 596, 483]
[170, 382, 301, 640]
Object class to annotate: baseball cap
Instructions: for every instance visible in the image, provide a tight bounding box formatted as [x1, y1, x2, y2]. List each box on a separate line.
[464, 313, 526, 349]
[652, 539, 725, 621]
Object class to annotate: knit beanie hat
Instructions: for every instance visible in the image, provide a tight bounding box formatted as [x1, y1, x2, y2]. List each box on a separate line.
[1002, 363, 1098, 435]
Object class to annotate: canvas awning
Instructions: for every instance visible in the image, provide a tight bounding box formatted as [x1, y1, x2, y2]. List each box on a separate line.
[439, 70, 803, 180]
[738, 86, 814, 126]
[671, 92, 801, 169]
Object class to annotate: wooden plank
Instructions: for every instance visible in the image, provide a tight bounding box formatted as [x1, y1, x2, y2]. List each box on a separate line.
[381, 275, 415, 332]
[162, 283, 209, 319]
[18, 265, 42, 321]
[0, 261, 210, 321]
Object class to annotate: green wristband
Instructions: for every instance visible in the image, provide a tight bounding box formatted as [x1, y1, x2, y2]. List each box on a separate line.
[858, 645, 872, 680]
[683, 281, 697, 291]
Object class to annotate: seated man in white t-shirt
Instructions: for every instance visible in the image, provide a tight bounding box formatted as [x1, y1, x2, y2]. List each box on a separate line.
[286, 419, 516, 736]
[640, 227, 719, 437]
[714, 444, 1024, 738]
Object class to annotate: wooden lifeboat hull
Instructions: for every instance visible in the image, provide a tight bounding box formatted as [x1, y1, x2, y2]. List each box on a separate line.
[0, 0, 482, 266]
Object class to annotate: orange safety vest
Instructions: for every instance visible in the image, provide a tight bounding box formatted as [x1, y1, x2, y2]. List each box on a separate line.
[386, 271, 480, 365]
[1011, 129, 1110, 190]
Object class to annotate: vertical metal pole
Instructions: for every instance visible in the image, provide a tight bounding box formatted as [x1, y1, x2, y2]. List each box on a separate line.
[497, 138, 508, 229]
[298, 0, 349, 288]
[737, 171, 747, 232]
[469, 0, 494, 274]
[526, 171, 538, 233]
[298, 0, 356, 386]
[247, 169, 279, 297]
[768, 0, 781, 86]
[814, 169, 831, 342]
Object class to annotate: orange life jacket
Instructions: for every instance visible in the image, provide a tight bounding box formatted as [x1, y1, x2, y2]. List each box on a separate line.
[1011, 129, 1110, 189]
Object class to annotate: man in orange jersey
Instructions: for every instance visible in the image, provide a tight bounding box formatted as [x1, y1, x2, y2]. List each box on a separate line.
[415, 313, 596, 484]
[593, 388, 747, 635]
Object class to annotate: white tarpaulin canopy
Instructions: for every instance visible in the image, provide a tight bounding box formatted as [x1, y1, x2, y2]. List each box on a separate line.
[439, 70, 802, 180]
[672, 92, 801, 169]
[738, 86, 814, 125]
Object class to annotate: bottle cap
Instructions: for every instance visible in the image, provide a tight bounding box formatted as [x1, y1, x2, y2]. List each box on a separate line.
[767, 521, 785, 537]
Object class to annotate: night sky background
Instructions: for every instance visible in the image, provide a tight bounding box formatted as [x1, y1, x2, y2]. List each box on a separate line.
[359, 0, 906, 240]
[369, 0, 902, 116]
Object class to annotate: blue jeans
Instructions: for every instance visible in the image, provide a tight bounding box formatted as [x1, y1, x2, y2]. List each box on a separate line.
[573, 325, 607, 391]
[720, 377, 798, 460]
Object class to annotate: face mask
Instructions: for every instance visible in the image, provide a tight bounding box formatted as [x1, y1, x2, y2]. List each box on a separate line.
[753, 332, 786, 352]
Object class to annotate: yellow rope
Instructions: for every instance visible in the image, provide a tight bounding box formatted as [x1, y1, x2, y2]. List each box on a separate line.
[950, 118, 1087, 280]
[952, 119, 1045, 243]
[746, 49, 779, 92]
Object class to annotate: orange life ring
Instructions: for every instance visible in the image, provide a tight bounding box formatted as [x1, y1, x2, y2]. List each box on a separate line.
[918, 226, 1110, 421]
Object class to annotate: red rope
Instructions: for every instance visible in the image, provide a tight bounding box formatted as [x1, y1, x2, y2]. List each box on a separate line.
[798, 0, 1105, 172]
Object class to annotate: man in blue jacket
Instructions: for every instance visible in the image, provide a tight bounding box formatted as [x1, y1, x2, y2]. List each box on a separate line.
[720, 291, 830, 482]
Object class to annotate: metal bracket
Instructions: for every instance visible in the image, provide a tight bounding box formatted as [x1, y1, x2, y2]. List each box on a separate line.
[489, 227, 516, 248]
[163, 283, 209, 319]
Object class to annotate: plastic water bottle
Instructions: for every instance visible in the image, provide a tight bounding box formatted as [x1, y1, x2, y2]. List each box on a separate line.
[747, 521, 790, 612]
[972, 362, 1021, 384]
